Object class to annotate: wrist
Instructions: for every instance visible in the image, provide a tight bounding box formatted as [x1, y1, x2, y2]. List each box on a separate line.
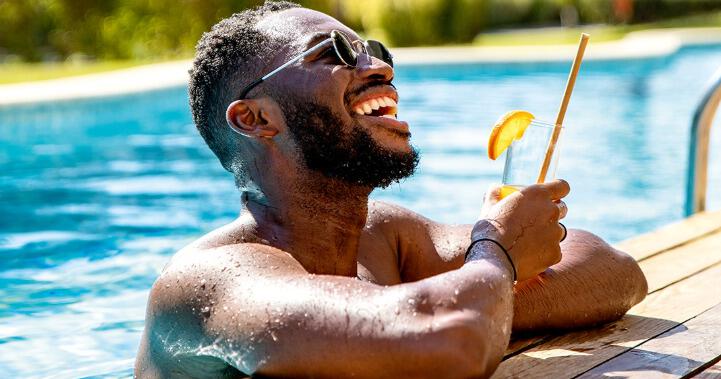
[471, 219, 506, 244]
[465, 238, 517, 282]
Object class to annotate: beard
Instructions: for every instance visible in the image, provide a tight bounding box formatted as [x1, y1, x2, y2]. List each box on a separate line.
[277, 95, 419, 189]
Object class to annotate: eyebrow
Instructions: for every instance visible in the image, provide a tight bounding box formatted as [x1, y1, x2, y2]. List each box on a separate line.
[303, 32, 332, 49]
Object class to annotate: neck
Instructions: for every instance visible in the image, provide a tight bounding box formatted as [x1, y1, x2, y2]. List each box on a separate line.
[242, 172, 371, 276]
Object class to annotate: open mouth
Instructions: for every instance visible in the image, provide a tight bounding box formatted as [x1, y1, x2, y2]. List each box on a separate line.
[351, 96, 398, 119]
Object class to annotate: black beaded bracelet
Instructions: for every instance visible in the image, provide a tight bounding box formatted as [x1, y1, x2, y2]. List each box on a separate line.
[465, 238, 517, 282]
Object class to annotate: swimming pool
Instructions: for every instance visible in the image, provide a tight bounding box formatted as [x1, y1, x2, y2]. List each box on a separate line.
[1, 44, 721, 377]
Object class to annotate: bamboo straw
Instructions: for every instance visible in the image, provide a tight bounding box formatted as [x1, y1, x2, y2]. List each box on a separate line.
[536, 33, 590, 183]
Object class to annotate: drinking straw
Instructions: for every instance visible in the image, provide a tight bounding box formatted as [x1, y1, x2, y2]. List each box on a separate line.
[536, 33, 590, 183]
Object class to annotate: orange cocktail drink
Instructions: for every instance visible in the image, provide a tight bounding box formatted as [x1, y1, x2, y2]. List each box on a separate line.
[487, 34, 588, 199]
[500, 119, 562, 198]
[499, 184, 523, 198]
[487, 111, 562, 199]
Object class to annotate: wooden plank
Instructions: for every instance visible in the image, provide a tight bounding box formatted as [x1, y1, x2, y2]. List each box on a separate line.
[640, 229, 721, 293]
[502, 228, 721, 359]
[505, 335, 552, 358]
[491, 259, 721, 378]
[614, 209, 721, 261]
[578, 301, 721, 378]
[696, 360, 721, 379]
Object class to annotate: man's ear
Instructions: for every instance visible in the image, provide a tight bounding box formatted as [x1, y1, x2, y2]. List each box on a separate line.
[226, 99, 280, 138]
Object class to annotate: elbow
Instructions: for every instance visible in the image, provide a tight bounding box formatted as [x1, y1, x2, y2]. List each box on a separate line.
[421, 306, 511, 378]
[403, 268, 513, 377]
[613, 250, 648, 310]
[591, 248, 648, 323]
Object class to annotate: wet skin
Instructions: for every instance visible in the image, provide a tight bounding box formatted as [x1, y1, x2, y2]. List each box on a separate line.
[135, 8, 648, 378]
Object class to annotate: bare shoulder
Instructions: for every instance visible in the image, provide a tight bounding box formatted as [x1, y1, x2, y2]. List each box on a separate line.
[367, 200, 471, 245]
[137, 242, 303, 377]
[367, 200, 432, 230]
[366, 201, 472, 280]
[148, 241, 303, 316]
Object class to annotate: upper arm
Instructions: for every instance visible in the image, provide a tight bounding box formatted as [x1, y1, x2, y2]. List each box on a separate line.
[208, 245, 475, 377]
[144, 244, 493, 378]
[368, 201, 472, 281]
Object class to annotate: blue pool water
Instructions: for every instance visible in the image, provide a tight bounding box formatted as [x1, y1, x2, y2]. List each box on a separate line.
[2, 44, 721, 377]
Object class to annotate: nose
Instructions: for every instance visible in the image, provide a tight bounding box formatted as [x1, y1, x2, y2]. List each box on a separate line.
[354, 53, 393, 82]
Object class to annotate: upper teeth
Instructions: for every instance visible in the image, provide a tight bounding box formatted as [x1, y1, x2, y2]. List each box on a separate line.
[354, 96, 397, 116]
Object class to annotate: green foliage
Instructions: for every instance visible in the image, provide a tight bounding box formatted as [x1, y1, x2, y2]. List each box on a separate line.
[345, 0, 487, 46]
[1, 0, 721, 62]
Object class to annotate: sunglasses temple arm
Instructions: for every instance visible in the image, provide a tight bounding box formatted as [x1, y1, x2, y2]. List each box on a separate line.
[262, 39, 333, 81]
[238, 78, 263, 99]
[238, 39, 333, 99]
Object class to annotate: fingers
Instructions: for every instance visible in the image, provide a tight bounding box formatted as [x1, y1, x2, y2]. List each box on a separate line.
[556, 200, 568, 219]
[535, 179, 571, 200]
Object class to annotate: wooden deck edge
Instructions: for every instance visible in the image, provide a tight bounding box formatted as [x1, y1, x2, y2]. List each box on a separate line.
[502, 210, 721, 361]
[692, 357, 721, 378]
[577, 301, 721, 378]
[614, 209, 721, 261]
[494, 245, 721, 377]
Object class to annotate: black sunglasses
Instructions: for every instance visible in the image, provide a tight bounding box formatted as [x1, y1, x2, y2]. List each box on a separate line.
[237, 30, 393, 99]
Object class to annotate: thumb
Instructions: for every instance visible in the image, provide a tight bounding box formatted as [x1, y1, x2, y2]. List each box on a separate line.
[485, 184, 503, 205]
[481, 184, 503, 216]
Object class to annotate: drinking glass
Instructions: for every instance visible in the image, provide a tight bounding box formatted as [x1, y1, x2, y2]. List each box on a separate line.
[501, 120, 562, 198]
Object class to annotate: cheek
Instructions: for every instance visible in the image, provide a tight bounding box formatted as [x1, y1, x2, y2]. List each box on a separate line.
[315, 66, 351, 112]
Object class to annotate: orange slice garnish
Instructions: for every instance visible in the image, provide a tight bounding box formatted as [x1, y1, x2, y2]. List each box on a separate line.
[487, 110, 535, 160]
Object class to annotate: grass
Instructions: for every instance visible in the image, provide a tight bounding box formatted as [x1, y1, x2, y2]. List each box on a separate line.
[0, 60, 162, 85]
[474, 25, 626, 46]
[2, 10, 721, 85]
[473, 10, 721, 46]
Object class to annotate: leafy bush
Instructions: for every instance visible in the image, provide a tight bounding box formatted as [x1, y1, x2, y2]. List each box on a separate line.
[1, 0, 721, 62]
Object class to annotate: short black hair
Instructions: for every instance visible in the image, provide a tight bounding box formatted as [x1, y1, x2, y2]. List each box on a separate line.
[188, 1, 300, 173]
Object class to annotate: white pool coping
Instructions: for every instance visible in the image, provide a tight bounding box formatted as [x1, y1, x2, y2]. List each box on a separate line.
[1, 27, 721, 107]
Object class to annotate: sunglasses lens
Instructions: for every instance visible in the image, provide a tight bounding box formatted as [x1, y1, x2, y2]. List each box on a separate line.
[331, 31, 358, 66]
[367, 40, 394, 67]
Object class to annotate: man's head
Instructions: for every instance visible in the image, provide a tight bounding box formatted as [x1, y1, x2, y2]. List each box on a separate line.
[188, 1, 418, 191]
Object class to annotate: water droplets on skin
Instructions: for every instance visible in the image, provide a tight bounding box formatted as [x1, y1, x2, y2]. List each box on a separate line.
[453, 288, 460, 296]
[200, 306, 211, 317]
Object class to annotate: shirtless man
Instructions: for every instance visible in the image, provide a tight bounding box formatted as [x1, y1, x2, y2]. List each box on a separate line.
[135, 2, 648, 377]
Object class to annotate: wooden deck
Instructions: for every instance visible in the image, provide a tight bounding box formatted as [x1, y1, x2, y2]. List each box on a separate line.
[495, 209, 721, 378]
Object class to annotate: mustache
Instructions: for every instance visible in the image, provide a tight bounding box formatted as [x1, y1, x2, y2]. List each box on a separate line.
[344, 80, 396, 107]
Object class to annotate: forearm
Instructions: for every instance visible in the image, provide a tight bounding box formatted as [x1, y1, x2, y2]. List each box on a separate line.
[512, 229, 647, 331]
[208, 243, 516, 378]
[408, 242, 514, 377]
